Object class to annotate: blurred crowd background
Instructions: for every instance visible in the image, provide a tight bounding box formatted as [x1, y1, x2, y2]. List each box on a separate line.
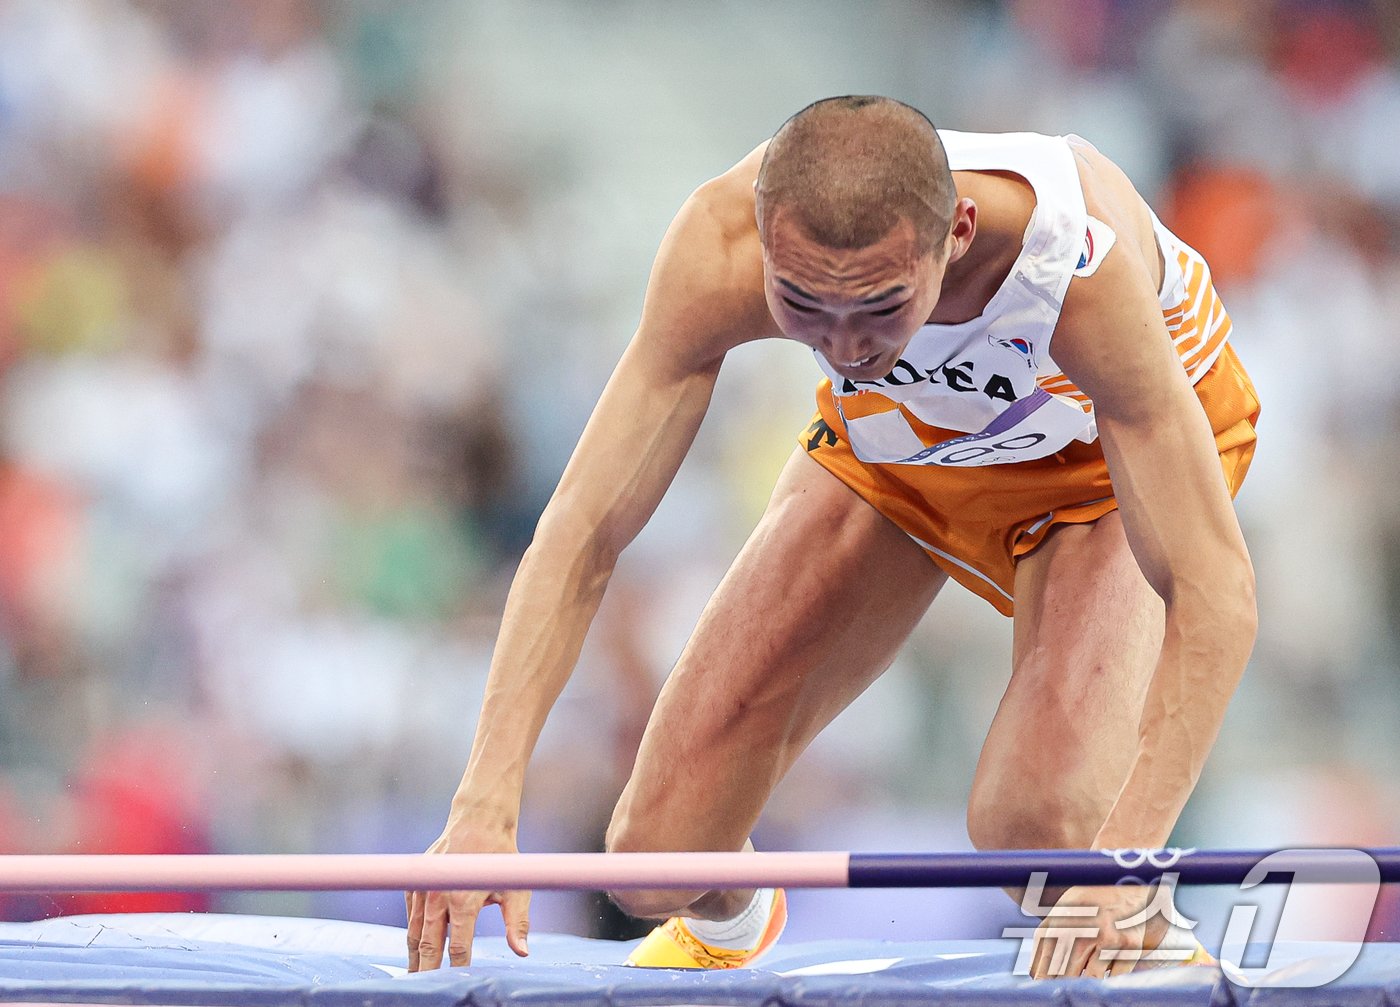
[0, 0, 1397, 947]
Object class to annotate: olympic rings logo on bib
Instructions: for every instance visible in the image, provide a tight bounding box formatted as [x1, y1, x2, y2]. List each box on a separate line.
[881, 388, 1093, 468]
[840, 387, 1095, 468]
[907, 432, 1049, 467]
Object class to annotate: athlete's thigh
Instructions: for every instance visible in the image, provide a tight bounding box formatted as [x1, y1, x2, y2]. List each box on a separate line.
[610, 448, 947, 854]
[970, 510, 1164, 846]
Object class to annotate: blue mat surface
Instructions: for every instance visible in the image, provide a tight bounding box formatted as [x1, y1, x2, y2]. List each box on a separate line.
[0, 914, 1396, 1005]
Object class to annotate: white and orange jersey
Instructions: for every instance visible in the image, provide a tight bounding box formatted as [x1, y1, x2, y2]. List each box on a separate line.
[1038, 212, 1232, 410]
[814, 130, 1233, 469]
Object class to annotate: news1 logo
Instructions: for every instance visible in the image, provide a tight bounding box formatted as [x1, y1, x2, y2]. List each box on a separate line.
[1002, 848, 1382, 986]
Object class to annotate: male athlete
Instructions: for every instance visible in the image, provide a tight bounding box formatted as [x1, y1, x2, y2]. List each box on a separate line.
[406, 96, 1260, 978]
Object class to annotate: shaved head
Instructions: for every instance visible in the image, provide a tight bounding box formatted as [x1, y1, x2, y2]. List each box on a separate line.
[756, 96, 956, 255]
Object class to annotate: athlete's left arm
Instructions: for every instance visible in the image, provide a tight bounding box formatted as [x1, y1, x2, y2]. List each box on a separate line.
[1051, 187, 1256, 851]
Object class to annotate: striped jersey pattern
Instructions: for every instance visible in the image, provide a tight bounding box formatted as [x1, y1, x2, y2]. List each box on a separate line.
[1035, 242, 1231, 412]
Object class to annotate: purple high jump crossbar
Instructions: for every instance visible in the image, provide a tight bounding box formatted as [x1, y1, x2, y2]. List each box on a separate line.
[0, 847, 1391, 892]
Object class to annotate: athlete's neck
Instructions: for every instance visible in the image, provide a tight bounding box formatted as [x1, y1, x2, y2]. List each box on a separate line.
[926, 170, 1036, 326]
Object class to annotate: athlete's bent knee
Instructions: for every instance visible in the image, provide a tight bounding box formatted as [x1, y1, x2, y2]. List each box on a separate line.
[604, 813, 703, 919]
[604, 806, 650, 858]
[966, 788, 1097, 852]
[606, 886, 695, 920]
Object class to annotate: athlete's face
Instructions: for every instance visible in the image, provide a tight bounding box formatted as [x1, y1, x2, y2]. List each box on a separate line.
[761, 211, 949, 381]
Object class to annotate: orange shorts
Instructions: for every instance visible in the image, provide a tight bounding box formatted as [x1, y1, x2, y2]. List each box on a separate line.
[800, 343, 1261, 616]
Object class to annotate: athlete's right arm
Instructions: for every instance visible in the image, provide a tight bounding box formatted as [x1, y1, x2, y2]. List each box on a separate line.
[406, 173, 771, 971]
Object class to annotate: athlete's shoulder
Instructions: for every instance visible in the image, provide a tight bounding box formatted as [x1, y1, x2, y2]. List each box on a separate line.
[638, 144, 774, 357]
[682, 142, 767, 249]
[1052, 138, 1175, 392]
[1064, 137, 1158, 273]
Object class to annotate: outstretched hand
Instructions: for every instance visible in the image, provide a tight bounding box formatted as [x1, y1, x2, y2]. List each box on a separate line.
[1029, 883, 1177, 979]
[405, 819, 531, 971]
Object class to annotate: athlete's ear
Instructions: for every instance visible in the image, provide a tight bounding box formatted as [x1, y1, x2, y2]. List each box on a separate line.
[945, 198, 977, 265]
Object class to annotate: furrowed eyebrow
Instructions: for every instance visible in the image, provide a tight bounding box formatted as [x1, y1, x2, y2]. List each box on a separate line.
[778, 279, 819, 301]
[860, 285, 907, 304]
[779, 280, 908, 304]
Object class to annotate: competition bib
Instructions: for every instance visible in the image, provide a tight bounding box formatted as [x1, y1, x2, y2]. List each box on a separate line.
[837, 388, 1094, 467]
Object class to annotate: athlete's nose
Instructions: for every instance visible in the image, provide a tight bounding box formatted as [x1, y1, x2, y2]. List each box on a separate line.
[825, 325, 875, 368]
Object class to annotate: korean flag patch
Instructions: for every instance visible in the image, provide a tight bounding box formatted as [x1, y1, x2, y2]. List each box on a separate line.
[1073, 215, 1117, 277]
